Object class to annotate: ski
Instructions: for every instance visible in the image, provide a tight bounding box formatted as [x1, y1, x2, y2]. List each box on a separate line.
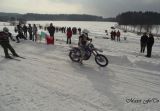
[1, 56, 21, 61]
[9, 54, 26, 59]
[15, 56, 26, 59]
[7, 57, 21, 61]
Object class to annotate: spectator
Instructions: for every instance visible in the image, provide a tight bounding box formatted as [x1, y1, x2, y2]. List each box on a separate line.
[28, 24, 33, 40]
[78, 28, 81, 35]
[33, 24, 38, 42]
[146, 33, 154, 57]
[23, 24, 28, 38]
[140, 32, 148, 53]
[113, 30, 117, 40]
[47, 23, 55, 37]
[116, 30, 121, 41]
[66, 27, 72, 44]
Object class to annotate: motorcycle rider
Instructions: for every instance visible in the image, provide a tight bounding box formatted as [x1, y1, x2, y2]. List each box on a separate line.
[78, 29, 92, 64]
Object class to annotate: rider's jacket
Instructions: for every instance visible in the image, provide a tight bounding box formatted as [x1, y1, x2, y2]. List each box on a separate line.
[79, 34, 90, 46]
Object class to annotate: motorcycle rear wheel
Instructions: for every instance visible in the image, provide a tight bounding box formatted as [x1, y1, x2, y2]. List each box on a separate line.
[69, 51, 80, 62]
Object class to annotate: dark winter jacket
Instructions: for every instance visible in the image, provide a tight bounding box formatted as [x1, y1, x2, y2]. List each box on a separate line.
[23, 25, 28, 32]
[28, 26, 33, 33]
[0, 31, 9, 43]
[79, 34, 91, 46]
[141, 35, 148, 44]
[147, 36, 154, 47]
[17, 25, 23, 34]
[117, 31, 121, 37]
[47, 26, 55, 35]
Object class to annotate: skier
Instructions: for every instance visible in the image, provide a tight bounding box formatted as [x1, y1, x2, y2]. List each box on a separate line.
[146, 33, 154, 57]
[78, 29, 92, 64]
[0, 27, 19, 58]
[140, 32, 148, 53]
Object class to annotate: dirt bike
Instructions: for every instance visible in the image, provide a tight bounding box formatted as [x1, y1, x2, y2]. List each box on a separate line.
[69, 42, 108, 67]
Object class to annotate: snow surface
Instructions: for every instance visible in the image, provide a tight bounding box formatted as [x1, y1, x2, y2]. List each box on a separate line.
[0, 21, 160, 111]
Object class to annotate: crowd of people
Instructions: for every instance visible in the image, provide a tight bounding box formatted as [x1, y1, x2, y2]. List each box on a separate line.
[11, 23, 83, 45]
[110, 30, 121, 41]
[0, 22, 157, 60]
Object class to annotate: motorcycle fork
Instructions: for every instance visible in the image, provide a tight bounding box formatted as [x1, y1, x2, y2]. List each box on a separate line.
[92, 50, 98, 57]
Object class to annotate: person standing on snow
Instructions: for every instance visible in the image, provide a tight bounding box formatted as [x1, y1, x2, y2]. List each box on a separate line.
[116, 30, 121, 41]
[0, 27, 19, 58]
[146, 33, 154, 57]
[47, 23, 55, 37]
[28, 24, 33, 40]
[32, 24, 38, 42]
[140, 32, 148, 53]
[110, 31, 114, 40]
[113, 30, 116, 40]
[78, 28, 81, 35]
[23, 24, 28, 39]
[66, 27, 72, 44]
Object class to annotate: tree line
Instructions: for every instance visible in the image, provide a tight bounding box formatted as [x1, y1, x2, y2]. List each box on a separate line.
[0, 12, 116, 22]
[116, 11, 160, 35]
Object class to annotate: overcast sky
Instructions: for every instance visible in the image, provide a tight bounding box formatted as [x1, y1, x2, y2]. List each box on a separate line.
[0, 0, 160, 17]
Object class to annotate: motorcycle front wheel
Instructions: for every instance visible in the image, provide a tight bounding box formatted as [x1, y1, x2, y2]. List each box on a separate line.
[95, 54, 108, 67]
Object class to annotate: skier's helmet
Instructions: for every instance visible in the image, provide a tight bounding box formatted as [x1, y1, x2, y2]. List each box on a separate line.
[3, 27, 9, 32]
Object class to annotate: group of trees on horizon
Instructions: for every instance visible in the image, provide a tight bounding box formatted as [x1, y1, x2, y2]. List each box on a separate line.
[116, 11, 160, 35]
[0, 12, 116, 22]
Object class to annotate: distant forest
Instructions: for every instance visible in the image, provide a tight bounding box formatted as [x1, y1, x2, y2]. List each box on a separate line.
[0, 12, 116, 22]
[116, 11, 160, 34]
[116, 11, 160, 25]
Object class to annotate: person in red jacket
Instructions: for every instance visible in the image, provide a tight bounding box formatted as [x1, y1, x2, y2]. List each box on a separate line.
[66, 27, 72, 44]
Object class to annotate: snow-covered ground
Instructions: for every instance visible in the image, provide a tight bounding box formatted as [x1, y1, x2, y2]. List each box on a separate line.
[0, 21, 160, 111]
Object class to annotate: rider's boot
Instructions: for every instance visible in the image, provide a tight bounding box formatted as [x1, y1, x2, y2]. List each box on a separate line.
[79, 57, 83, 64]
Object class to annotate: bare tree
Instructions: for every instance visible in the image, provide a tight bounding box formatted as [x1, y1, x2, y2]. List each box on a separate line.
[155, 25, 160, 39]
[144, 25, 153, 33]
[137, 25, 143, 35]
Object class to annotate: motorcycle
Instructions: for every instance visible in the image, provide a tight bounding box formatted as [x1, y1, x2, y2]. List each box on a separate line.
[69, 42, 108, 67]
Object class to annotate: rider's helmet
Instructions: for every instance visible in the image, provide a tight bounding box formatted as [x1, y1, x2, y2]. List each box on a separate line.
[82, 29, 90, 37]
[3, 27, 9, 32]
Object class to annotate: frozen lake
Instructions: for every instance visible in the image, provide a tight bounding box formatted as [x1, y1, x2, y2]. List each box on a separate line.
[0, 21, 160, 111]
